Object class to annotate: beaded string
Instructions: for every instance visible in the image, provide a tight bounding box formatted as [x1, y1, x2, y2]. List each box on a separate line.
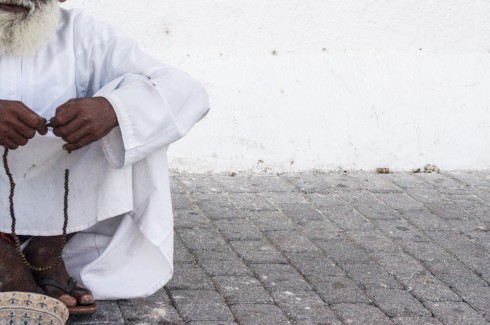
[2, 147, 69, 272]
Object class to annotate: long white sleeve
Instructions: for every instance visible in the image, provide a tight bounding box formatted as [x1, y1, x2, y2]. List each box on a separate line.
[72, 11, 209, 168]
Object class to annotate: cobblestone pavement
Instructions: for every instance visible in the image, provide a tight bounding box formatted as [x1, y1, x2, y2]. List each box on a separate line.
[69, 171, 490, 325]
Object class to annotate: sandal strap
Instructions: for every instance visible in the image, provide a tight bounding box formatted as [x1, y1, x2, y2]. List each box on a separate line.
[37, 277, 77, 293]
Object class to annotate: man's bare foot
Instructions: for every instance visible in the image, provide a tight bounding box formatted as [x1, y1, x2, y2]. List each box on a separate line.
[24, 236, 95, 308]
[0, 238, 38, 292]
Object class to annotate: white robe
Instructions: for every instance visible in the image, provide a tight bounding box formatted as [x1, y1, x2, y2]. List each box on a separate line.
[0, 8, 209, 299]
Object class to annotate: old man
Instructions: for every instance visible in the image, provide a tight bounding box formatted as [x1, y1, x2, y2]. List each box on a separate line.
[0, 0, 209, 314]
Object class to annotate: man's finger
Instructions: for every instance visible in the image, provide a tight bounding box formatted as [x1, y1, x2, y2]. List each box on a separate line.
[13, 121, 37, 140]
[51, 102, 78, 127]
[15, 106, 46, 134]
[52, 117, 84, 139]
[37, 118, 48, 135]
[2, 139, 19, 150]
[63, 135, 93, 152]
[63, 125, 91, 145]
[7, 132, 28, 147]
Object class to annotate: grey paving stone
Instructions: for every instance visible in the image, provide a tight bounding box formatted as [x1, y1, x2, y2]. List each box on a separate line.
[371, 252, 428, 276]
[341, 261, 404, 290]
[424, 202, 470, 220]
[424, 301, 489, 325]
[346, 230, 402, 253]
[249, 175, 300, 193]
[284, 172, 336, 194]
[473, 187, 490, 207]
[465, 229, 490, 252]
[286, 252, 343, 278]
[320, 172, 371, 191]
[176, 228, 228, 252]
[170, 290, 234, 322]
[267, 231, 321, 253]
[186, 321, 238, 325]
[392, 317, 443, 325]
[262, 191, 308, 204]
[247, 211, 300, 232]
[456, 285, 490, 321]
[367, 288, 432, 317]
[445, 218, 490, 235]
[212, 174, 264, 193]
[371, 219, 430, 243]
[230, 304, 291, 325]
[181, 175, 222, 193]
[174, 209, 211, 229]
[445, 194, 488, 212]
[324, 206, 376, 231]
[251, 264, 311, 292]
[174, 236, 197, 264]
[424, 231, 490, 273]
[192, 247, 240, 262]
[213, 218, 263, 241]
[172, 193, 195, 210]
[347, 172, 403, 193]
[167, 263, 215, 290]
[300, 219, 342, 241]
[396, 240, 451, 264]
[340, 191, 399, 219]
[214, 174, 298, 194]
[200, 205, 246, 220]
[278, 203, 326, 224]
[119, 293, 183, 324]
[399, 210, 452, 231]
[423, 258, 489, 295]
[376, 193, 425, 211]
[213, 276, 273, 304]
[456, 206, 490, 222]
[387, 172, 433, 189]
[69, 301, 125, 324]
[429, 233, 490, 279]
[330, 303, 393, 325]
[187, 322, 237, 325]
[306, 192, 347, 210]
[199, 257, 252, 276]
[169, 175, 188, 194]
[314, 238, 371, 264]
[272, 291, 341, 324]
[230, 240, 288, 264]
[228, 193, 277, 211]
[193, 194, 244, 220]
[310, 275, 371, 304]
[415, 173, 468, 193]
[449, 171, 490, 187]
[405, 188, 447, 205]
[396, 273, 461, 302]
[338, 190, 382, 205]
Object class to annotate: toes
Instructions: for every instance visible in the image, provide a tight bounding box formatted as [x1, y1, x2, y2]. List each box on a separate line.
[71, 287, 95, 306]
[59, 294, 77, 307]
[43, 286, 77, 307]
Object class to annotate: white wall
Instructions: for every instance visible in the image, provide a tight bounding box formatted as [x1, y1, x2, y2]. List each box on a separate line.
[62, 1, 490, 172]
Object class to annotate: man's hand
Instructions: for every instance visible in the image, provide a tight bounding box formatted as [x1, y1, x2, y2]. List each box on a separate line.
[0, 100, 48, 150]
[50, 97, 118, 152]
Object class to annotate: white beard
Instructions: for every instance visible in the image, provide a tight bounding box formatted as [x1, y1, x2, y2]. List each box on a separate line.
[0, 0, 60, 56]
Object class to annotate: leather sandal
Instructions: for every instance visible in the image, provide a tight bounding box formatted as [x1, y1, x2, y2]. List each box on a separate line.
[37, 277, 97, 315]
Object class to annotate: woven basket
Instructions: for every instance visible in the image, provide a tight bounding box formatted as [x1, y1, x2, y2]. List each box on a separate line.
[0, 292, 69, 325]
